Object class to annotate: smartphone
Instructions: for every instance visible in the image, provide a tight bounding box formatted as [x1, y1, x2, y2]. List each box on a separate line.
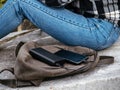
[55, 49, 88, 64]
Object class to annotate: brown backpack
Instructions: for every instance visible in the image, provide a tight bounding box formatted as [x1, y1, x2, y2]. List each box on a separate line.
[0, 41, 114, 88]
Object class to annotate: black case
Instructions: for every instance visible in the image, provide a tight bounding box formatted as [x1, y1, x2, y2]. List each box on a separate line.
[29, 48, 65, 66]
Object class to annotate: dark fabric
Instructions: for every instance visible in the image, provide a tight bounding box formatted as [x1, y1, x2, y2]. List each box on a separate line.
[44, 0, 61, 7]
[42, 0, 120, 26]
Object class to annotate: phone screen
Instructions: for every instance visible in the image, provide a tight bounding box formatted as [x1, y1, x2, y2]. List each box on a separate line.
[55, 49, 88, 64]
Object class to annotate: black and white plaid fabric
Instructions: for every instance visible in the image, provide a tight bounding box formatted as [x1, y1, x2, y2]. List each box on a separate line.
[42, 0, 120, 26]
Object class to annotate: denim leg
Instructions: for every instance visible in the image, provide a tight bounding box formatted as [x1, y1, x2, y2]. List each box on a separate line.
[15, 0, 98, 47]
[17, 0, 120, 50]
[0, 0, 120, 50]
[87, 18, 120, 50]
[0, 0, 24, 38]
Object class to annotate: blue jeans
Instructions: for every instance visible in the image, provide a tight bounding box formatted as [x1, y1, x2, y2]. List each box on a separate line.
[0, 0, 120, 50]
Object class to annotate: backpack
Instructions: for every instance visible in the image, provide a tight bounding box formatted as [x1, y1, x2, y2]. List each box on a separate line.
[0, 41, 114, 88]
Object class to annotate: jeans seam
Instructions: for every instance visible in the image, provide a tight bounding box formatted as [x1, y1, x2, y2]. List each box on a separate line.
[21, 0, 91, 30]
[0, 0, 17, 18]
[106, 26, 119, 41]
[0, 0, 23, 24]
[98, 26, 120, 50]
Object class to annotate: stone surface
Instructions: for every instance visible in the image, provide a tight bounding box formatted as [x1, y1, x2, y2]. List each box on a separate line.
[0, 29, 120, 90]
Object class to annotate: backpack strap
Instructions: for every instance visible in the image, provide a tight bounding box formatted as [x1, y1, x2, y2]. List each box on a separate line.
[98, 56, 114, 65]
[15, 41, 25, 57]
[0, 68, 43, 88]
[85, 55, 114, 73]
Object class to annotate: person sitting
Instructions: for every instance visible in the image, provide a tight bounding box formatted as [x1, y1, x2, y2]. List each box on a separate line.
[0, 0, 120, 50]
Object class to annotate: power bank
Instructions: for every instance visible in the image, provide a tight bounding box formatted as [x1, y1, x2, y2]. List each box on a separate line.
[29, 48, 66, 66]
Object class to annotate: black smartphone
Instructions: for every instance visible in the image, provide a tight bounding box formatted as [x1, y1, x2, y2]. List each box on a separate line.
[55, 49, 88, 64]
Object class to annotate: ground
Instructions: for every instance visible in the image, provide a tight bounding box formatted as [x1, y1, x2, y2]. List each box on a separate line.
[0, 29, 120, 90]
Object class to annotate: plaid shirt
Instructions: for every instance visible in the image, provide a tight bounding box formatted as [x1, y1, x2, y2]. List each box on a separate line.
[42, 0, 120, 26]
